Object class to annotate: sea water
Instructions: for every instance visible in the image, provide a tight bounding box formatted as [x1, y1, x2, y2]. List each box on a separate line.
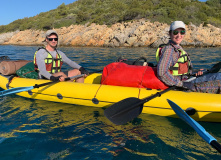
[0, 45, 220, 160]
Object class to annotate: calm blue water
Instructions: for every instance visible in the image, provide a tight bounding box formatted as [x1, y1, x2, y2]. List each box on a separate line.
[0, 45, 220, 160]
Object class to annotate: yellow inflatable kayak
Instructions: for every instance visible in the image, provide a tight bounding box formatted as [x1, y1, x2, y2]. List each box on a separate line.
[0, 73, 221, 122]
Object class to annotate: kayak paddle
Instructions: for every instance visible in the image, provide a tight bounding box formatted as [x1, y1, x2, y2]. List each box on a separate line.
[0, 68, 104, 97]
[184, 61, 221, 82]
[167, 99, 221, 153]
[192, 61, 221, 77]
[0, 74, 85, 97]
[208, 61, 221, 73]
[104, 86, 176, 125]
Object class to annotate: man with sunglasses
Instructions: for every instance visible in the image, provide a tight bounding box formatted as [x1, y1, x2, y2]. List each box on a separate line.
[156, 21, 221, 93]
[34, 30, 89, 82]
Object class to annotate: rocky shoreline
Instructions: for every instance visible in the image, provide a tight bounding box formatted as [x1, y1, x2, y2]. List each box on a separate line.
[0, 19, 220, 48]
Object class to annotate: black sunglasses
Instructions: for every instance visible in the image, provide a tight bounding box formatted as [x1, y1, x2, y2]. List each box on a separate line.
[47, 37, 58, 41]
[172, 30, 186, 35]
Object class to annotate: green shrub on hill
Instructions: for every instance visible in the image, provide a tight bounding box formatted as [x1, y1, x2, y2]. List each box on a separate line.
[0, 0, 220, 34]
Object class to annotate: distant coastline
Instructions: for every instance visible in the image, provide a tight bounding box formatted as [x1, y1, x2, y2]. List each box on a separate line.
[0, 20, 220, 48]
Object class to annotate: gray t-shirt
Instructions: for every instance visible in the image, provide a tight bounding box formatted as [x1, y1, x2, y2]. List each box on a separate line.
[35, 48, 81, 79]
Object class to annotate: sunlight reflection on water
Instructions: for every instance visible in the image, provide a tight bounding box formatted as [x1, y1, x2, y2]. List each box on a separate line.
[0, 45, 220, 159]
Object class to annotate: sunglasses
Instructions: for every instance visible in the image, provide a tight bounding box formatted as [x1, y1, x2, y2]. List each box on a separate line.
[172, 30, 186, 35]
[47, 37, 58, 41]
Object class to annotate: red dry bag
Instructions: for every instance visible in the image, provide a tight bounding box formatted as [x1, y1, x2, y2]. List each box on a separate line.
[101, 62, 168, 90]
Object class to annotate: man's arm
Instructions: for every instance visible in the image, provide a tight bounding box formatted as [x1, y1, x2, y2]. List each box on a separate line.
[36, 49, 52, 79]
[58, 51, 81, 69]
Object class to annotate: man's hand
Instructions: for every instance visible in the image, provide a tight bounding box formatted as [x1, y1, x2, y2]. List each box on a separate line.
[79, 67, 89, 75]
[50, 76, 60, 82]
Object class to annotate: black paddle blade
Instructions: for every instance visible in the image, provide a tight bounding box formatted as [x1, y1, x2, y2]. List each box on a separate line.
[104, 97, 143, 125]
[210, 61, 221, 73]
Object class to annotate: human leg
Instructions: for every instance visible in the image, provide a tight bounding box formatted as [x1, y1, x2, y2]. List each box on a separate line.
[52, 72, 68, 78]
[68, 69, 84, 83]
[51, 72, 69, 81]
[192, 73, 221, 83]
[193, 80, 221, 94]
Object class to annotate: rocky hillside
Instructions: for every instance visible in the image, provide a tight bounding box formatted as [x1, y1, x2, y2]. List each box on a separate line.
[0, 19, 220, 48]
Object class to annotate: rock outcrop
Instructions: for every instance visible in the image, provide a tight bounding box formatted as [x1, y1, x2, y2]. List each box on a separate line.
[0, 19, 220, 48]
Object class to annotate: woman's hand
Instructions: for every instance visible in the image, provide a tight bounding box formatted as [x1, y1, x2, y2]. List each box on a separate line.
[195, 69, 204, 77]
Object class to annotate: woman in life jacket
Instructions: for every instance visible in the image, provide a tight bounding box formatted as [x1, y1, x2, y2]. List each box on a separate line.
[156, 21, 221, 93]
[34, 30, 89, 82]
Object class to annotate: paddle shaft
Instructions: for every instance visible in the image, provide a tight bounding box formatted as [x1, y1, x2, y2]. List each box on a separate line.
[191, 61, 221, 77]
[211, 140, 221, 153]
[33, 69, 103, 88]
[0, 70, 102, 97]
[111, 86, 176, 118]
[33, 74, 84, 88]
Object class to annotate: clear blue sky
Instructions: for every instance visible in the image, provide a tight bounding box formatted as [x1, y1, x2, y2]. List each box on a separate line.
[0, 0, 76, 25]
[0, 0, 207, 26]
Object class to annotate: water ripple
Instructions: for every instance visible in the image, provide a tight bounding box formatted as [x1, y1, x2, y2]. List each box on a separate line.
[0, 46, 220, 159]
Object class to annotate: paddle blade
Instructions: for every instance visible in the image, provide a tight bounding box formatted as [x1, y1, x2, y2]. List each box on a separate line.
[209, 61, 221, 73]
[167, 99, 221, 153]
[167, 99, 216, 143]
[0, 86, 34, 97]
[104, 97, 143, 125]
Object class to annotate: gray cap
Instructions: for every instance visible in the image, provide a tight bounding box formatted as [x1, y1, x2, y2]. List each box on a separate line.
[45, 30, 58, 37]
[170, 21, 185, 31]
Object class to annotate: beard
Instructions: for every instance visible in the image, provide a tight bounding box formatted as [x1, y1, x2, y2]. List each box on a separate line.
[49, 42, 57, 49]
